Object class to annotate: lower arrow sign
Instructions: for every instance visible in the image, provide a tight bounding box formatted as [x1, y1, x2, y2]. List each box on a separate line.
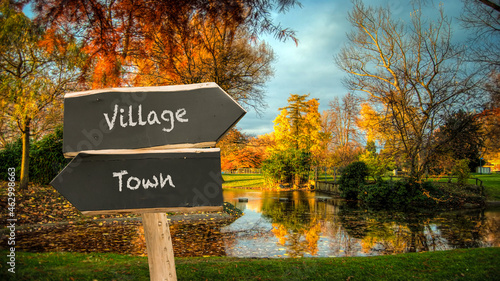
[51, 148, 223, 215]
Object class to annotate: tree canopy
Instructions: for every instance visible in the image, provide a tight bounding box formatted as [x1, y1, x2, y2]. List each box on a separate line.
[322, 93, 363, 168]
[263, 94, 323, 186]
[29, 0, 300, 111]
[0, 1, 83, 188]
[336, 0, 481, 181]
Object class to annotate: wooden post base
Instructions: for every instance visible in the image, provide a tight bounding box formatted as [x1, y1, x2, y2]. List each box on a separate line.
[142, 213, 177, 281]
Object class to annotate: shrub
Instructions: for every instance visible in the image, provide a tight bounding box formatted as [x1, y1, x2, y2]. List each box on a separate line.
[262, 149, 311, 186]
[452, 159, 471, 185]
[359, 180, 437, 209]
[0, 127, 67, 185]
[338, 161, 368, 200]
[29, 127, 68, 185]
[0, 138, 22, 179]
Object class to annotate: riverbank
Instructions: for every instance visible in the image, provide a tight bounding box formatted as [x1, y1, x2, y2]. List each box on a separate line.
[222, 173, 500, 201]
[1, 247, 499, 280]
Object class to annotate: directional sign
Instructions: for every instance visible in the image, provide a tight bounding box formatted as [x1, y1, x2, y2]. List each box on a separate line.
[63, 83, 246, 157]
[50, 149, 223, 215]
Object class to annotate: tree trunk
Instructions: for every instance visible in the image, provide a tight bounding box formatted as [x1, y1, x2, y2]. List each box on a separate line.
[20, 119, 30, 190]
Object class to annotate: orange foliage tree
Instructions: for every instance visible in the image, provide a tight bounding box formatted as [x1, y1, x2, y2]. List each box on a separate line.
[132, 12, 275, 111]
[32, 0, 299, 109]
[479, 74, 500, 170]
[218, 128, 265, 172]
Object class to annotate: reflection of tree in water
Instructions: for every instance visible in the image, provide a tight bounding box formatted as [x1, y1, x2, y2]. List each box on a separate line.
[436, 209, 494, 249]
[261, 196, 322, 257]
[340, 207, 439, 255]
[337, 204, 497, 255]
[484, 211, 500, 247]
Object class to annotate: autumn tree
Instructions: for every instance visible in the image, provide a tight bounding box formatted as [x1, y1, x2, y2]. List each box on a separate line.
[322, 93, 363, 167]
[32, 0, 299, 110]
[336, 0, 481, 181]
[264, 94, 323, 186]
[357, 101, 406, 169]
[357, 101, 406, 173]
[217, 128, 264, 171]
[273, 94, 323, 155]
[0, 2, 83, 189]
[461, 1, 500, 169]
[357, 102, 385, 145]
[476, 74, 500, 170]
[133, 15, 275, 111]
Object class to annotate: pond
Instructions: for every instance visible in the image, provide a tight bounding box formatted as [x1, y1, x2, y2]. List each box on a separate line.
[7, 189, 499, 258]
[221, 189, 500, 258]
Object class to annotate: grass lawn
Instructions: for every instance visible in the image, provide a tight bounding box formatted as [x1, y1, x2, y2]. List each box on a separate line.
[423, 173, 500, 201]
[473, 173, 500, 201]
[222, 173, 264, 188]
[1, 248, 499, 280]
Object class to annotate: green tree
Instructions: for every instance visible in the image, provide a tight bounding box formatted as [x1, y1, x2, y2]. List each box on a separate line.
[0, 2, 82, 189]
[359, 140, 393, 181]
[452, 159, 471, 185]
[262, 149, 311, 186]
[432, 111, 484, 172]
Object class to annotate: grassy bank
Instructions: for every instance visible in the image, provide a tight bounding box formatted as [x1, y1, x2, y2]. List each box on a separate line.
[1, 248, 499, 280]
[222, 173, 264, 189]
[423, 173, 500, 201]
[474, 173, 500, 200]
[223, 173, 500, 201]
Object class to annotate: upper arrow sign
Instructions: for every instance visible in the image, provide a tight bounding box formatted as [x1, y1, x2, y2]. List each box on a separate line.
[63, 83, 246, 157]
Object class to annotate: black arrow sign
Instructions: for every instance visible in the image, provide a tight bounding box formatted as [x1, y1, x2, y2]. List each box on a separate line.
[50, 149, 223, 215]
[63, 83, 246, 157]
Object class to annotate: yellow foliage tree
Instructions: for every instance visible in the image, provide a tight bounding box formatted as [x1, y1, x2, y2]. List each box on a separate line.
[357, 102, 381, 144]
[0, 4, 82, 189]
[273, 94, 323, 157]
[264, 94, 324, 186]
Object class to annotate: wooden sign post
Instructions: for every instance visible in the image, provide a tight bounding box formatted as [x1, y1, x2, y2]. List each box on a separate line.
[142, 213, 177, 281]
[51, 83, 246, 281]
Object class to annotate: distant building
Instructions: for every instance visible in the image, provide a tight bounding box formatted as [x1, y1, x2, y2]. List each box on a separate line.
[477, 166, 491, 174]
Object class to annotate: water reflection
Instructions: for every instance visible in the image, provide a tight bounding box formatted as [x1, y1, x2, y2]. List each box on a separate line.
[222, 189, 500, 258]
[5, 189, 499, 258]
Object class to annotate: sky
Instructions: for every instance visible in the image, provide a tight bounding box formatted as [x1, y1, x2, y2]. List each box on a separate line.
[236, 0, 467, 136]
